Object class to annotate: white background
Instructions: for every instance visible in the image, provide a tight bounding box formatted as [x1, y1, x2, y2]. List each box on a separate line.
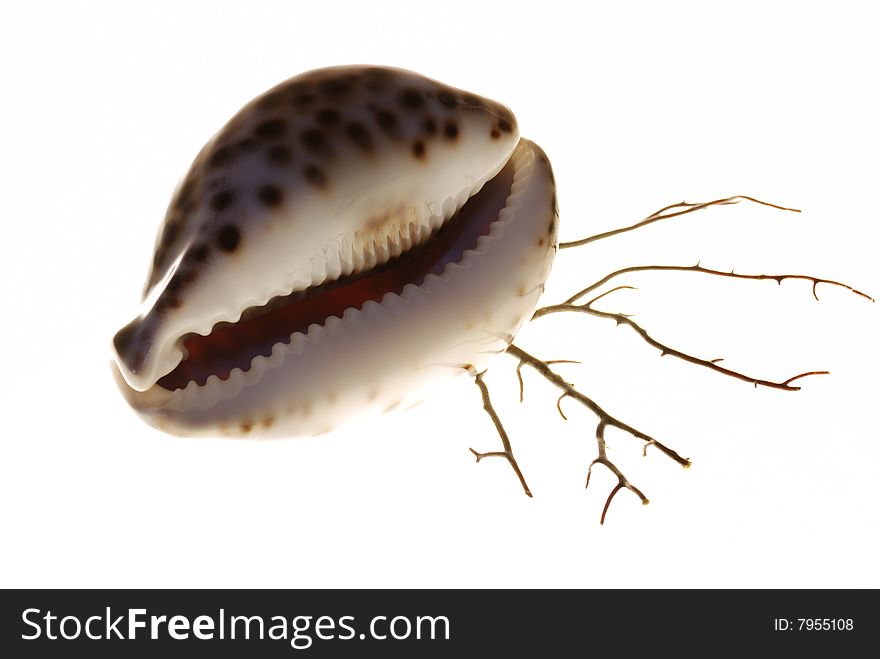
[1, 1, 877, 588]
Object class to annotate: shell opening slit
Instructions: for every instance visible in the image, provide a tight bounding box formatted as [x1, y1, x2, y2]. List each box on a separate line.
[157, 160, 516, 392]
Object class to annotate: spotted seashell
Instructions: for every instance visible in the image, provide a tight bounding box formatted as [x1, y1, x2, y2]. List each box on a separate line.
[111, 65, 558, 436]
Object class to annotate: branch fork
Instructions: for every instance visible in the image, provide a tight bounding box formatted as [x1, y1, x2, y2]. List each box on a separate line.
[463, 195, 871, 523]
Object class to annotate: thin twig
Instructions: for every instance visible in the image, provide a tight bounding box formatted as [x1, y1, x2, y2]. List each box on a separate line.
[559, 263, 874, 306]
[536, 301, 828, 391]
[560, 195, 801, 249]
[466, 366, 532, 497]
[531, 263, 872, 391]
[517, 359, 580, 403]
[586, 421, 650, 525]
[507, 344, 691, 524]
[556, 393, 569, 421]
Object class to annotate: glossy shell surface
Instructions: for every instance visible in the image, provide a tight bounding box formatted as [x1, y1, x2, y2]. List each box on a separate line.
[112, 65, 558, 436]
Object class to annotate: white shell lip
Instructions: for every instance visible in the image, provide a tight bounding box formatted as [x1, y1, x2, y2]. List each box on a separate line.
[114, 138, 558, 437]
[113, 65, 522, 395]
[112, 164, 505, 394]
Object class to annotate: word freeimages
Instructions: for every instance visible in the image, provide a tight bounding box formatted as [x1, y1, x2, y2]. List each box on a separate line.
[21, 608, 449, 649]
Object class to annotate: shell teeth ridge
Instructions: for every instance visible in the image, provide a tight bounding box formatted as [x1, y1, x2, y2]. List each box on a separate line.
[300, 204, 449, 312]
[325, 246, 343, 280]
[191, 374, 222, 410]
[162, 268, 312, 366]
[377, 236, 391, 263]
[339, 239, 355, 276]
[404, 222, 417, 249]
[351, 239, 366, 272]
[157, 161, 493, 382]
[170, 377, 200, 411]
[388, 230, 403, 259]
[247, 143, 536, 383]
[164, 144, 536, 403]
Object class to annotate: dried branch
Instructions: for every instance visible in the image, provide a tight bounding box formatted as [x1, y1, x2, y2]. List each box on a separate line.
[466, 366, 532, 497]
[532, 263, 872, 391]
[485, 194, 873, 522]
[587, 421, 649, 525]
[506, 344, 691, 524]
[560, 263, 874, 306]
[560, 195, 801, 249]
[517, 358, 580, 403]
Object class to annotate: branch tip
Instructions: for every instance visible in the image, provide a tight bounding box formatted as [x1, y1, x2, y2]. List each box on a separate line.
[781, 370, 829, 387]
[532, 263, 870, 392]
[560, 194, 801, 249]
[467, 366, 532, 497]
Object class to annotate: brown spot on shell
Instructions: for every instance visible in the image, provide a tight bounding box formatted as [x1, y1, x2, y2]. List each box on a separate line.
[240, 422, 253, 434]
[412, 140, 426, 159]
[538, 238, 545, 247]
[301, 128, 329, 155]
[345, 121, 372, 152]
[261, 417, 275, 430]
[423, 117, 437, 136]
[303, 164, 327, 188]
[444, 121, 459, 140]
[437, 90, 457, 108]
[375, 109, 398, 136]
[166, 270, 193, 294]
[208, 146, 233, 169]
[362, 205, 409, 234]
[209, 138, 257, 170]
[210, 190, 235, 213]
[490, 128, 501, 139]
[258, 184, 283, 207]
[497, 118, 513, 133]
[216, 224, 240, 252]
[397, 88, 424, 110]
[254, 118, 286, 139]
